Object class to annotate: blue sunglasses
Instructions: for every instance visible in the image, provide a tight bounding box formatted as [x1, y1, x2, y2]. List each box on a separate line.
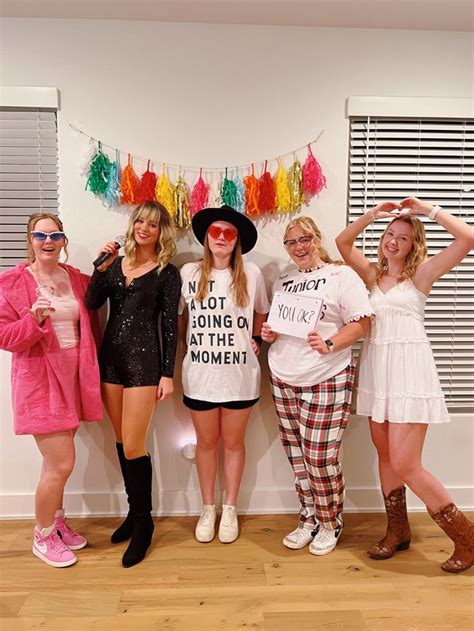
[31, 231, 66, 242]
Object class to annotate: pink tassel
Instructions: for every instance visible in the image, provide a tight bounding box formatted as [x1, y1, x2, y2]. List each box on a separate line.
[302, 145, 327, 202]
[190, 169, 209, 215]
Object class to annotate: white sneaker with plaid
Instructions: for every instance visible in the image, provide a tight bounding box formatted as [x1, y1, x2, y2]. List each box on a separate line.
[283, 526, 315, 549]
[309, 521, 343, 556]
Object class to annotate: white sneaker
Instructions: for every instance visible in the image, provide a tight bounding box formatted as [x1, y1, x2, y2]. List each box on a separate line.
[195, 505, 216, 543]
[283, 526, 315, 549]
[309, 522, 343, 556]
[218, 504, 239, 543]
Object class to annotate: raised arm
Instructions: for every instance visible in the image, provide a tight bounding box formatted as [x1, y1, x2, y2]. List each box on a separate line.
[401, 197, 474, 289]
[336, 202, 400, 286]
[85, 268, 110, 310]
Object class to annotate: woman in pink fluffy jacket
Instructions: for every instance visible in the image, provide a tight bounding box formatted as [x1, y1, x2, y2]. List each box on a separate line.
[0, 213, 102, 568]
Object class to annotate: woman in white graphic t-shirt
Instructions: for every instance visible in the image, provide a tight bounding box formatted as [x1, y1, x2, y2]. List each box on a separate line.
[261, 215, 373, 557]
[179, 205, 270, 545]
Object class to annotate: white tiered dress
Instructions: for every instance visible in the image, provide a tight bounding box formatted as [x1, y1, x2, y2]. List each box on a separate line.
[357, 280, 450, 424]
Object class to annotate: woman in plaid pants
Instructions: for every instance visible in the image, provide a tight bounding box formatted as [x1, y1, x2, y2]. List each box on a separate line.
[262, 216, 373, 556]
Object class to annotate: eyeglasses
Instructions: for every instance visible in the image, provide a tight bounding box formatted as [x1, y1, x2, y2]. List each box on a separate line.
[31, 231, 65, 242]
[208, 225, 238, 241]
[283, 236, 313, 249]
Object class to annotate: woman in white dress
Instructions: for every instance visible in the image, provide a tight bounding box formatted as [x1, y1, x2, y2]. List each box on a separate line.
[336, 196, 474, 573]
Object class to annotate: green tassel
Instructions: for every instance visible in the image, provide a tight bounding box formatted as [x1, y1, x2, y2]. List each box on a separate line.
[221, 176, 238, 208]
[86, 150, 112, 195]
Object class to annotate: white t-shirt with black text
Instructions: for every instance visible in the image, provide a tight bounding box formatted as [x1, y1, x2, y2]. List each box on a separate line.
[179, 261, 270, 402]
[268, 264, 374, 386]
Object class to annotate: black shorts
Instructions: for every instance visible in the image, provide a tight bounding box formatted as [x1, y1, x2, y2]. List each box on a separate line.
[183, 395, 259, 411]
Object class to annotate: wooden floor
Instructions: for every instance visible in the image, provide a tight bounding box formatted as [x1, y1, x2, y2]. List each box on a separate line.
[0, 513, 473, 630]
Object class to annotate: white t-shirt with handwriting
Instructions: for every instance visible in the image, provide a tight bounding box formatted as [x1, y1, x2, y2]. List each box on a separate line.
[179, 261, 270, 402]
[268, 264, 374, 386]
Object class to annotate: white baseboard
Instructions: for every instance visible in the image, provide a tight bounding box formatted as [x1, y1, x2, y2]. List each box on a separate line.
[1, 486, 473, 519]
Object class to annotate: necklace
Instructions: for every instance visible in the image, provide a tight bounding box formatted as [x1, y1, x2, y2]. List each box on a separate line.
[299, 263, 327, 273]
[386, 272, 402, 278]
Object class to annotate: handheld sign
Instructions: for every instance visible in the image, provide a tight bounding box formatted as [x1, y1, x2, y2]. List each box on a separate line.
[267, 291, 324, 338]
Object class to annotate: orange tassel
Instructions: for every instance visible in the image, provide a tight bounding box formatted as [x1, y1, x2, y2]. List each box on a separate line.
[120, 155, 139, 205]
[244, 164, 260, 216]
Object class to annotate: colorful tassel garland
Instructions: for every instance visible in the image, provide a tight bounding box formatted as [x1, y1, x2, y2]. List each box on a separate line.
[274, 158, 291, 212]
[258, 161, 275, 213]
[103, 152, 121, 207]
[174, 174, 191, 229]
[221, 168, 239, 208]
[190, 170, 209, 215]
[85, 144, 111, 195]
[137, 161, 157, 204]
[288, 155, 304, 211]
[155, 165, 176, 217]
[78, 129, 328, 227]
[244, 165, 259, 216]
[120, 155, 139, 205]
[302, 145, 326, 201]
[233, 171, 246, 213]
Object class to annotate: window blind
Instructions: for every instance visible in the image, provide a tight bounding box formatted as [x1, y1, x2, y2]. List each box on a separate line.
[348, 117, 473, 410]
[0, 107, 58, 270]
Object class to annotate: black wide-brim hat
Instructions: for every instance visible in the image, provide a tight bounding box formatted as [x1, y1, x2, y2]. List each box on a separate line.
[192, 205, 258, 254]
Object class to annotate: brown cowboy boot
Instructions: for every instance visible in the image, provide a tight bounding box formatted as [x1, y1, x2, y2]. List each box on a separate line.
[429, 503, 474, 573]
[367, 486, 411, 560]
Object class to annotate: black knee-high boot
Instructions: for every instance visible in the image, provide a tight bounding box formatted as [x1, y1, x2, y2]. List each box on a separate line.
[122, 454, 154, 568]
[111, 443, 134, 544]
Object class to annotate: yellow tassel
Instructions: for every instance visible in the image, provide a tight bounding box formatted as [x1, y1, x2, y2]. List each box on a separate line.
[155, 165, 176, 217]
[288, 157, 303, 211]
[174, 174, 190, 229]
[274, 158, 291, 212]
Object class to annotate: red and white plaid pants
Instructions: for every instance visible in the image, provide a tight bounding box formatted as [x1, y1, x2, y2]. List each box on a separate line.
[270, 362, 356, 530]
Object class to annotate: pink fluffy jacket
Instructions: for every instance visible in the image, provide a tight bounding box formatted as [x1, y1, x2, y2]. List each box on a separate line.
[0, 262, 103, 435]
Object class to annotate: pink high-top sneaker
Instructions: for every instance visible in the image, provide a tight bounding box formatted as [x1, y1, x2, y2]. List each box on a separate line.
[54, 510, 87, 550]
[33, 525, 77, 568]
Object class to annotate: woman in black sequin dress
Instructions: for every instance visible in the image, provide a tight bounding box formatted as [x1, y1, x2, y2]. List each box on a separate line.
[86, 201, 180, 568]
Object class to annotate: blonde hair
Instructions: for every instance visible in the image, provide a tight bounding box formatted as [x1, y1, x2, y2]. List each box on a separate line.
[195, 234, 249, 308]
[124, 201, 176, 271]
[26, 212, 68, 262]
[375, 216, 427, 283]
[284, 216, 342, 265]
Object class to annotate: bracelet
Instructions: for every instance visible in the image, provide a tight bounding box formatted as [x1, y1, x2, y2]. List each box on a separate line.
[252, 335, 263, 346]
[369, 208, 376, 221]
[429, 205, 442, 220]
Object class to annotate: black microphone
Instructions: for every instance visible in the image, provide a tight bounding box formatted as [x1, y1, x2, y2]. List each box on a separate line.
[93, 235, 126, 269]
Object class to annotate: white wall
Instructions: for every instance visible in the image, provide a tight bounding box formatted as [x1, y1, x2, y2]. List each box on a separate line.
[1, 18, 473, 518]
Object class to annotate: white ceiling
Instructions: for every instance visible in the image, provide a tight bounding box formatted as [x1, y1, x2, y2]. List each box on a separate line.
[1, 0, 473, 32]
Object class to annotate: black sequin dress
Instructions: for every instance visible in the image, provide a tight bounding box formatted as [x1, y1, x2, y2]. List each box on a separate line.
[85, 257, 181, 388]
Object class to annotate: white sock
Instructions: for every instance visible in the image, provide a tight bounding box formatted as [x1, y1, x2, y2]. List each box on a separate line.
[36, 523, 55, 537]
